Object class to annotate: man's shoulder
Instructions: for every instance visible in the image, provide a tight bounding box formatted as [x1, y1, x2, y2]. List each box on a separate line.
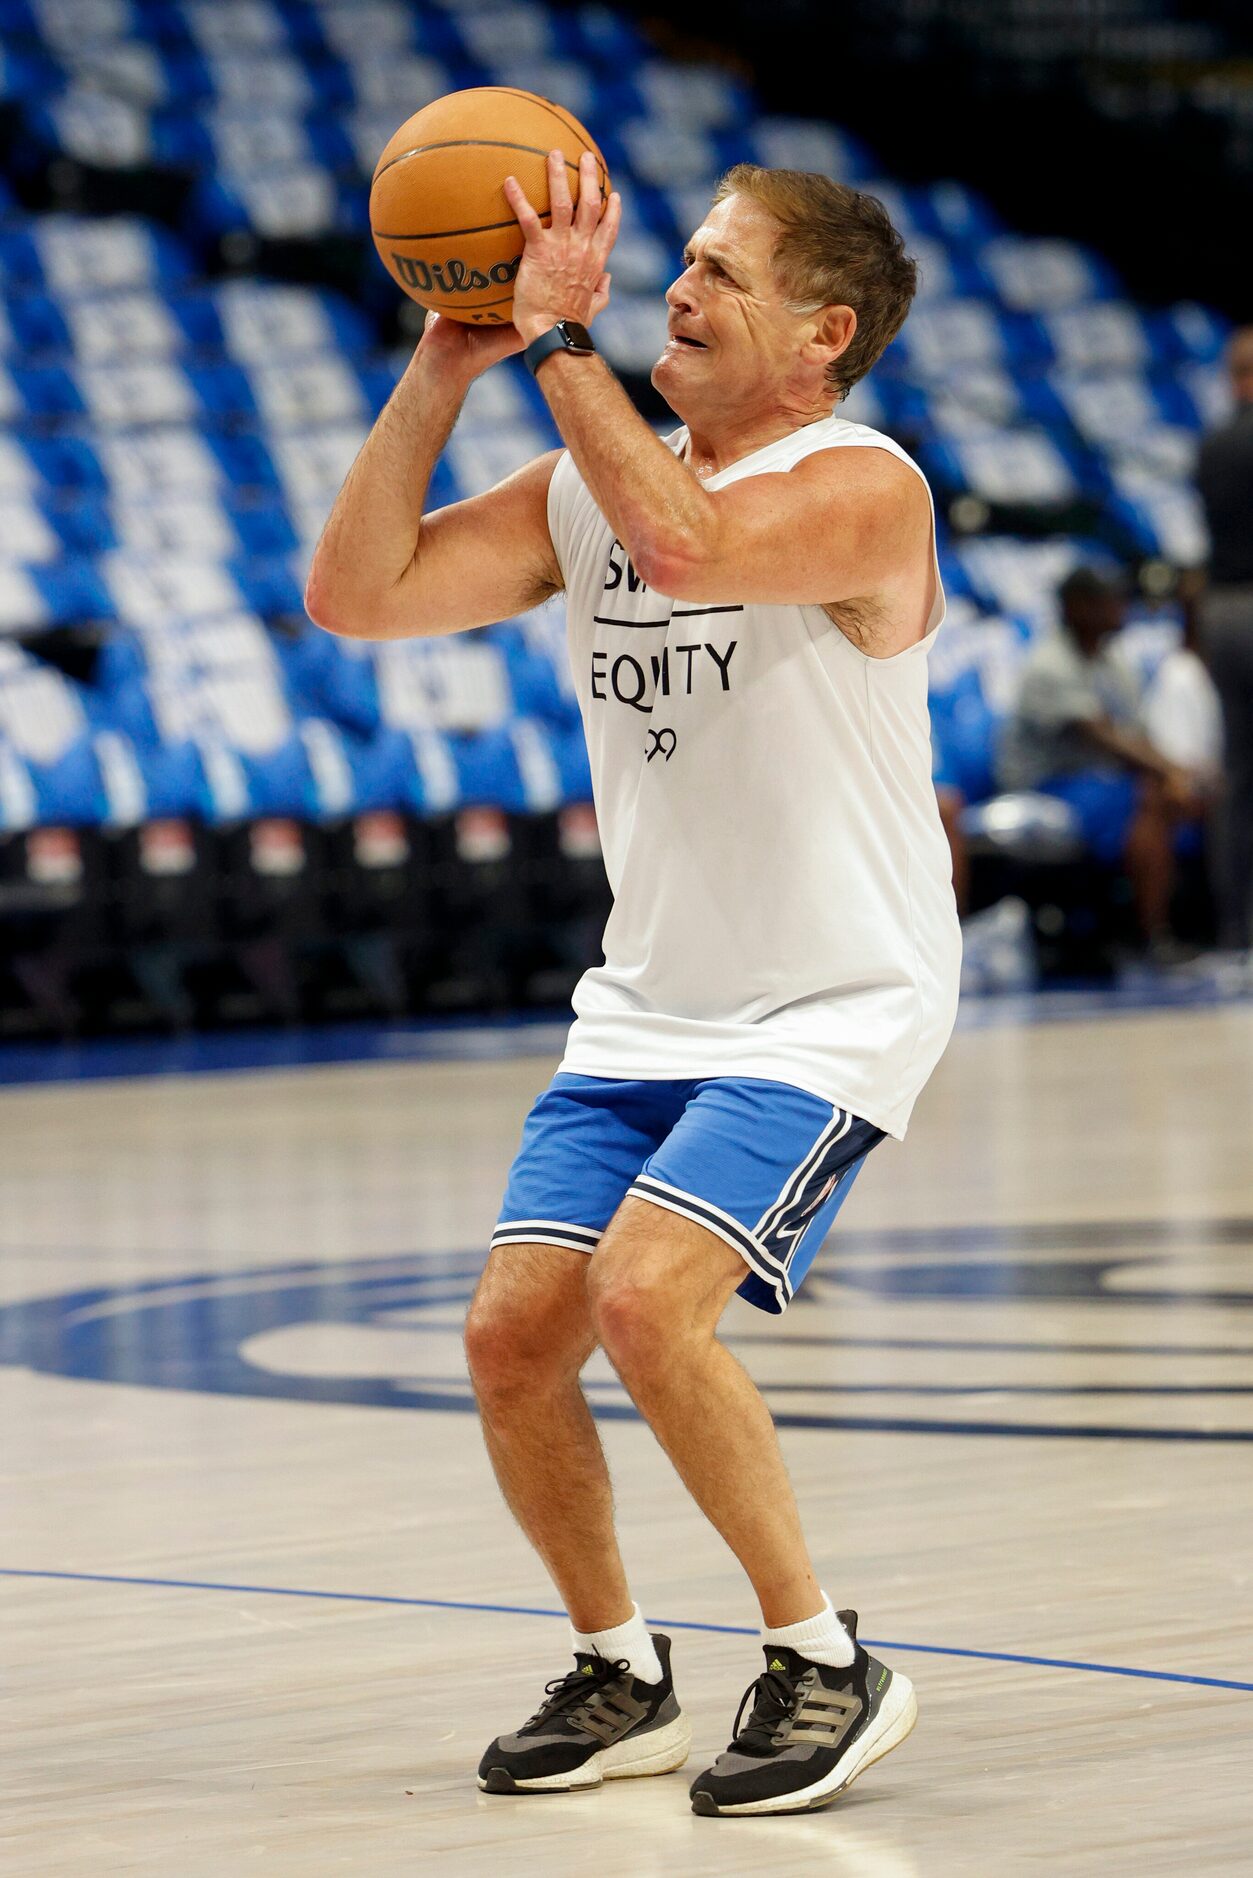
[786, 425, 930, 520]
[789, 413, 920, 472]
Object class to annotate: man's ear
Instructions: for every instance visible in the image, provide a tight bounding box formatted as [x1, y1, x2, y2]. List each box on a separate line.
[816, 303, 857, 368]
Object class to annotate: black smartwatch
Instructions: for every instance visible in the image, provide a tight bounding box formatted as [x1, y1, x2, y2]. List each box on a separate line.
[523, 319, 597, 377]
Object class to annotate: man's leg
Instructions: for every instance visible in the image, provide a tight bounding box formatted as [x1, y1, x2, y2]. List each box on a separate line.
[587, 1196, 822, 1628]
[1201, 596, 1253, 951]
[467, 1236, 692, 1797]
[1208, 615, 1253, 950]
[463, 1241, 634, 1633]
[587, 1192, 917, 1819]
[1123, 775, 1178, 944]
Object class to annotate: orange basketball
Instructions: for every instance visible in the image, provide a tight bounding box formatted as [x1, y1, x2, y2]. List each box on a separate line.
[369, 88, 610, 326]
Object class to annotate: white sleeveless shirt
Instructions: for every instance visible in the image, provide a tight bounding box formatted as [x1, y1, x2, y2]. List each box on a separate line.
[547, 413, 961, 1139]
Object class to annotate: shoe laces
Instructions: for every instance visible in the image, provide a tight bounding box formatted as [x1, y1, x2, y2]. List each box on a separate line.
[522, 1656, 632, 1732]
[728, 1666, 803, 1754]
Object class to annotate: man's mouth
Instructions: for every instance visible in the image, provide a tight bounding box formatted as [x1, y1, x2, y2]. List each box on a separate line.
[670, 334, 706, 349]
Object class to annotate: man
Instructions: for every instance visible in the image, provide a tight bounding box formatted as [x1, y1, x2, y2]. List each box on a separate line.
[1196, 327, 1253, 958]
[307, 150, 960, 1818]
[998, 566, 1198, 958]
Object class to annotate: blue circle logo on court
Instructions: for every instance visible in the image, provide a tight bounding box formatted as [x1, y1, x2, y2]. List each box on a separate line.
[1, 1223, 1250, 1440]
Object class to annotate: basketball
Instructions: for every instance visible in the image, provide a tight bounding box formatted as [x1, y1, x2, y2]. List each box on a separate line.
[369, 88, 610, 325]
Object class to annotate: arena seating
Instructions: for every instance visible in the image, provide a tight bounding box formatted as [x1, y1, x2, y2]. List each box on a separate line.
[0, 0, 1229, 1029]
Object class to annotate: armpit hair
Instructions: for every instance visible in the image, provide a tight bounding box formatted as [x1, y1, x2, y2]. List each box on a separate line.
[822, 593, 888, 649]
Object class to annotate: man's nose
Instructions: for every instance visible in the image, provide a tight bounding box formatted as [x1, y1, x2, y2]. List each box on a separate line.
[665, 266, 698, 312]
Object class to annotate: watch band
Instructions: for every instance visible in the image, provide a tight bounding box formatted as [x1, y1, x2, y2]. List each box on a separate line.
[523, 320, 597, 378]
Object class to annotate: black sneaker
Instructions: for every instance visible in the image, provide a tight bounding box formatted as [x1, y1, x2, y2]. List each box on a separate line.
[689, 1610, 916, 1817]
[478, 1633, 691, 1794]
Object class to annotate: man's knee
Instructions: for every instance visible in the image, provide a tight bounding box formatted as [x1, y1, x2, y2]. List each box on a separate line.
[588, 1262, 670, 1373]
[589, 1199, 746, 1371]
[464, 1245, 594, 1400]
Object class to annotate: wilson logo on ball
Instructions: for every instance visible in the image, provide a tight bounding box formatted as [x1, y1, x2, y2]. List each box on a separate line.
[391, 254, 521, 296]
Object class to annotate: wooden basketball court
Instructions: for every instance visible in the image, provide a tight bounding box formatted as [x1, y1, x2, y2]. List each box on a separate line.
[3, 998, 1251, 1875]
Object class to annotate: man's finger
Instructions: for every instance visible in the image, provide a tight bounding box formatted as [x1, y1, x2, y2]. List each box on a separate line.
[547, 148, 573, 226]
[592, 191, 622, 265]
[503, 175, 544, 239]
[574, 150, 601, 233]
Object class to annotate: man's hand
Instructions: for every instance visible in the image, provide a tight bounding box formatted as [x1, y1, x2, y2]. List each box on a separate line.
[1162, 764, 1203, 818]
[504, 150, 621, 345]
[416, 309, 525, 384]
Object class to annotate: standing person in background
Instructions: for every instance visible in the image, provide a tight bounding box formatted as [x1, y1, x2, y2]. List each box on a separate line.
[930, 729, 970, 917]
[1196, 326, 1253, 961]
[1142, 570, 1223, 799]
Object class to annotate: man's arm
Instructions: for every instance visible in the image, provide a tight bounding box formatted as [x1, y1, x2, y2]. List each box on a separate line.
[304, 319, 563, 642]
[535, 355, 930, 617]
[505, 153, 931, 655]
[1081, 717, 1187, 789]
[1021, 656, 1196, 806]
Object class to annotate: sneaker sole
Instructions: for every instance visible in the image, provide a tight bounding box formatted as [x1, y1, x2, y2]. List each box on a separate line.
[479, 1712, 692, 1795]
[691, 1674, 917, 1817]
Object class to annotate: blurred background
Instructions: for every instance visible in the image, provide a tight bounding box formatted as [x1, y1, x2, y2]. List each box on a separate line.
[0, 0, 1250, 1037]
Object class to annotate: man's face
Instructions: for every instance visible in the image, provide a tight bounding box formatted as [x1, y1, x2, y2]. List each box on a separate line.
[652, 193, 817, 404]
[1066, 591, 1125, 652]
[1227, 328, 1253, 407]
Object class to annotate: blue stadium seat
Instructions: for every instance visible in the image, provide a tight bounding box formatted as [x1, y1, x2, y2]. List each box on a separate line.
[893, 299, 1049, 376]
[748, 116, 871, 183]
[954, 537, 1101, 624]
[372, 635, 515, 735]
[454, 719, 571, 813]
[921, 180, 1004, 248]
[26, 556, 117, 628]
[91, 727, 205, 825]
[1038, 302, 1157, 372]
[275, 625, 380, 737]
[1106, 471, 1207, 563]
[927, 614, 1029, 803]
[0, 215, 195, 294]
[0, 641, 109, 823]
[979, 236, 1120, 311]
[190, 166, 354, 244]
[924, 427, 1088, 508]
[1150, 302, 1229, 365]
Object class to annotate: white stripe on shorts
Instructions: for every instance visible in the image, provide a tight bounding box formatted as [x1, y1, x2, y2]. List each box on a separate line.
[627, 1175, 789, 1307]
[490, 1220, 602, 1254]
[753, 1108, 852, 1248]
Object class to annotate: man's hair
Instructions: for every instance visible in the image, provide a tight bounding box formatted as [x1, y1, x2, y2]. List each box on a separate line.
[713, 165, 918, 401]
[1058, 565, 1128, 609]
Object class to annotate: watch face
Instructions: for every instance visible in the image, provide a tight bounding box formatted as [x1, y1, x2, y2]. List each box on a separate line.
[557, 321, 595, 352]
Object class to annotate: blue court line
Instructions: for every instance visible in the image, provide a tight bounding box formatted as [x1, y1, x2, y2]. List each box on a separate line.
[3, 1567, 1249, 1693]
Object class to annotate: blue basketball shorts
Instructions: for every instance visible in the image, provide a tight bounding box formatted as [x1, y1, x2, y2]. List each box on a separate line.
[492, 1073, 885, 1315]
[1038, 767, 1139, 865]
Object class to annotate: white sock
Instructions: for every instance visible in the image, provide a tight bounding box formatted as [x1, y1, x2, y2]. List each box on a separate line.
[570, 1601, 664, 1685]
[761, 1592, 857, 1669]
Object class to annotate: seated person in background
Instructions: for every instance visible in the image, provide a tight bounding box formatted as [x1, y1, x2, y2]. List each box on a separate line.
[997, 566, 1199, 959]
